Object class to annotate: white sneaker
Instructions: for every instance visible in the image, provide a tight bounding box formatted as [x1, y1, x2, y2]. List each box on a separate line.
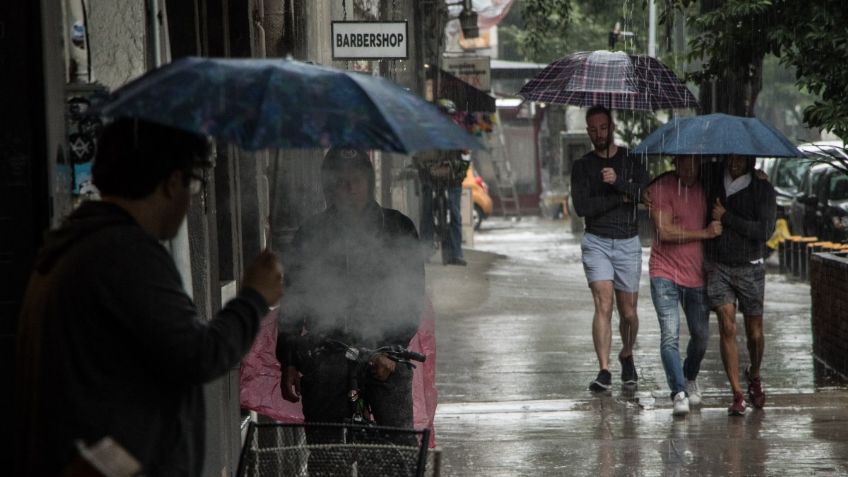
[673, 391, 690, 416]
[686, 380, 702, 407]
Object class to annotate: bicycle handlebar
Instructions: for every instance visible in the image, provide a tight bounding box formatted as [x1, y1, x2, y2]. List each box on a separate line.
[327, 341, 426, 365]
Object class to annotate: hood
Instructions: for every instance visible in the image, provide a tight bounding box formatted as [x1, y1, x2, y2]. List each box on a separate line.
[35, 201, 136, 274]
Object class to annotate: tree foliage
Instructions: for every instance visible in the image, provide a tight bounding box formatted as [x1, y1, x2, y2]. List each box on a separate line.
[519, 0, 572, 60]
[769, 0, 848, 140]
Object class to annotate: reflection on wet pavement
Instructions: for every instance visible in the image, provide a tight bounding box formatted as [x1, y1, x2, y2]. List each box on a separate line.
[428, 217, 848, 476]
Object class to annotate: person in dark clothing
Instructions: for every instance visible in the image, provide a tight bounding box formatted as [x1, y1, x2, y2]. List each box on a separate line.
[571, 105, 650, 392]
[276, 148, 425, 429]
[703, 155, 777, 416]
[415, 99, 471, 266]
[14, 119, 284, 477]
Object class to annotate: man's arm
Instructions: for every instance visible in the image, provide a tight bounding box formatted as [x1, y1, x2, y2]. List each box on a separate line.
[612, 157, 651, 202]
[652, 207, 721, 243]
[571, 158, 624, 218]
[381, 214, 425, 347]
[104, 239, 271, 386]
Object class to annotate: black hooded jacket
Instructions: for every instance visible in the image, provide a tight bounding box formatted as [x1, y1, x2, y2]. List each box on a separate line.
[276, 201, 425, 368]
[704, 164, 777, 265]
[15, 201, 268, 477]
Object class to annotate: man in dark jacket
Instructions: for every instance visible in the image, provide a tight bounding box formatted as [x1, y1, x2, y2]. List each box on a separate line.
[15, 119, 284, 476]
[276, 148, 425, 429]
[704, 154, 777, 416]
[571, 105, 649, 392]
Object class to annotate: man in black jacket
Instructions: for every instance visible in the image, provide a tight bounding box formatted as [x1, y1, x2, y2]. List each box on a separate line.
[15, 119, 284, 476]
[276, 148, 425, 428]
[571, 105, 650, 392]
[705, 155, 777, 416]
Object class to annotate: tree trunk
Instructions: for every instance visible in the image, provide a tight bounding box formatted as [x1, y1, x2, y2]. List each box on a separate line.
[697, 0, 764, 117]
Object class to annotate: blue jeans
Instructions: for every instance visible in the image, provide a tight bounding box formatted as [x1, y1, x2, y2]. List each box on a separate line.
[650, 277, 710, 398]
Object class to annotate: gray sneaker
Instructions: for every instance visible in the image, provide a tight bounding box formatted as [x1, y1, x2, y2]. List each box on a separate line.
[686, 380, 702, 407]
[673, 391, 690, 416]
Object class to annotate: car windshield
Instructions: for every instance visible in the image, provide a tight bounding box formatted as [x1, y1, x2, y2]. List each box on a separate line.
[774, 159, 812, 192]
[830, 174, 848, 201]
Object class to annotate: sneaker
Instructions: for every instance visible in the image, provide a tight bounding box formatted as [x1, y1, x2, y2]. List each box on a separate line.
[728, 391, 747, 416]
[589, 369, 612, 392]
[685, 380, 702, 407]
[446, 257, 467, 266]
[673, 391, 690, 416]
[620, 355, 638, 385]
[746, 367, 766, 408]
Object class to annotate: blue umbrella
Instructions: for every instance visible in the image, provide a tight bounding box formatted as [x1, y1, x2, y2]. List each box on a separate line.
[95, 56, 482, 153]
[633, 113, 800, 157]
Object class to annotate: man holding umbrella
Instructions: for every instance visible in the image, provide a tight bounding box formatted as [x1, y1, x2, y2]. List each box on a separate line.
[705, 155, 776, 415]
[15, 119, 285, 476]
[571, 105, 650, 392]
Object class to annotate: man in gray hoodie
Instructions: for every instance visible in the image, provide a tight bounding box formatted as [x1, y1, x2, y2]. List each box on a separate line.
[15, 119, 284, 476]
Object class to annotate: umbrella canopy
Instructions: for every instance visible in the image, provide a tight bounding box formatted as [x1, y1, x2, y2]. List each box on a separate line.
[518, 50, 698, 111]
[95, 56, 482, 153]
[633, 113, 800, 157]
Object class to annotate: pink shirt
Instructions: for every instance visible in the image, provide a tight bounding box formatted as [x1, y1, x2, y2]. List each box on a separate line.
[648, 173, 706, 288]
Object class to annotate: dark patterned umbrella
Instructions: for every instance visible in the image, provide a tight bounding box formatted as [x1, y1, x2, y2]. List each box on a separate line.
[518, 50, 698, 111]
[95, 56, 482, 153]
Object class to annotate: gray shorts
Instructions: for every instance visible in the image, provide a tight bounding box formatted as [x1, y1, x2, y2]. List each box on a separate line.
[581, 233, 642, 293]
[704, 260, 766, 315]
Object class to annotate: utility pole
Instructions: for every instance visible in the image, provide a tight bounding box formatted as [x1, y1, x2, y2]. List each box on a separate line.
[648, 0, 657, 57]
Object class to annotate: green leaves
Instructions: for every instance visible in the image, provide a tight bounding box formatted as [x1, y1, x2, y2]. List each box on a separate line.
[521, 0, 572, 60]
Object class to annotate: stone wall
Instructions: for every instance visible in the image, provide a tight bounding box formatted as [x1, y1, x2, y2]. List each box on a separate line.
[810, 252, 848, 378]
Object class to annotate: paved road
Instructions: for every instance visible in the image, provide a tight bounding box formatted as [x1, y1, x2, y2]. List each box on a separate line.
[425, 217, 848, 476]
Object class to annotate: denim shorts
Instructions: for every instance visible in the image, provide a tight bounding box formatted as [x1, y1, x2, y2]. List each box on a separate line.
[581, 233, 642, 293]
[704, 260, 766, 315]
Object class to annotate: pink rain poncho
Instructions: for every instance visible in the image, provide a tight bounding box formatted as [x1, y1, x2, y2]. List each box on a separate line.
[239, 300, 438, 447]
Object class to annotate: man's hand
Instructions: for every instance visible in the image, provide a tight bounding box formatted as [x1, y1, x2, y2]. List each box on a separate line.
[369, 353, 397, 382]
[712, 198, 726, 222]
[601, 167, 617, 184]
[706, 220, 723, 238]
[641, 189, 652, 208]
[754, 168, 769, 181]
[281, 366, 301, 402]
[242, 249, 284, 306]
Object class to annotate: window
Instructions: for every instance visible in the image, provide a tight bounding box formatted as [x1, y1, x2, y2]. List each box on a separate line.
[829, 174, 848, 201]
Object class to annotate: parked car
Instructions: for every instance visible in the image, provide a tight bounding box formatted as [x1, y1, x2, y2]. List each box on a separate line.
[790, 162, 848, 241]
[763, 142, 845, 230]
[789, 163, 833, 237]
[463, 163, 493, 230]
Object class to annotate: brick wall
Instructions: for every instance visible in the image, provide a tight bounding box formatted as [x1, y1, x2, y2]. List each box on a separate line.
[810, 252, 848, 377]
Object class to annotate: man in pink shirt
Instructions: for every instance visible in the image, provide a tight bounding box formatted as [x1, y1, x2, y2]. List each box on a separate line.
[647, 155, 722, 415]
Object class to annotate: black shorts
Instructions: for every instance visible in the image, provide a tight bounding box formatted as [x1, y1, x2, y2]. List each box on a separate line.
[704, 261, 766, 315]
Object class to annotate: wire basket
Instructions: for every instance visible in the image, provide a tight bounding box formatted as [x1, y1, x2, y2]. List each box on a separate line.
[237, 422, 431, 477]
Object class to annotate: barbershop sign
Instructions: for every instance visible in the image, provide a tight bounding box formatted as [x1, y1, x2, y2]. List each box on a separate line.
[332, 21, 408, 60]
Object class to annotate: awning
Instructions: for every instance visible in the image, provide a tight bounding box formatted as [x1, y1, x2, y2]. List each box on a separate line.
[437, 68, 496, 113]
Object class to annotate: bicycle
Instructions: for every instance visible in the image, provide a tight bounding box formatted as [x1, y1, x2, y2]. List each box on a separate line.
[325, 340, 426, 426]
[236, 341, 430, 477]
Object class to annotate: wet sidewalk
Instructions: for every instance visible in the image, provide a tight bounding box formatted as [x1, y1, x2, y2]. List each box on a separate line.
[425, 217, 848, 476]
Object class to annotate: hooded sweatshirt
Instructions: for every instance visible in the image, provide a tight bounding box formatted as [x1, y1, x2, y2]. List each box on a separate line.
[15, 201, 268, 477]
[705, 164, 777, 265]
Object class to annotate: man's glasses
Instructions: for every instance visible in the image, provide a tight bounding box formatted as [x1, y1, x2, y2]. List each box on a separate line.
[186, 170, 207, 195]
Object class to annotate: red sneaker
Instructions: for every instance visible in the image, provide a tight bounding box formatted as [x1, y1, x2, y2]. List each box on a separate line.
[747, 368, 766, 409]
[728, 391, 747, 416]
